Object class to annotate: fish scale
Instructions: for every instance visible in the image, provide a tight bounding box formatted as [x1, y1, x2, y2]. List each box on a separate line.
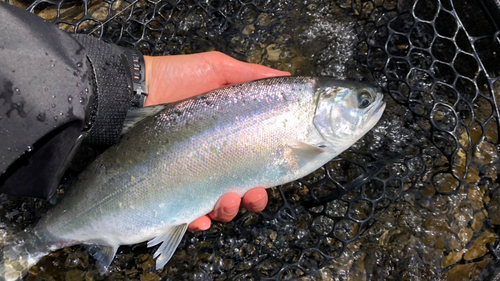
[1, 76, 385, 280]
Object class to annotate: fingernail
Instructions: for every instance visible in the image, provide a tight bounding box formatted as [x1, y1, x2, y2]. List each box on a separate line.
[274, 71, 291, 76]
[222, 205, 239, 216]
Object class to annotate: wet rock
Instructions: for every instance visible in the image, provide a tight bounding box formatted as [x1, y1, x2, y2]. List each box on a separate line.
[136, 254, 155, 272]
[441, 249, 466, 268]
[464, 228, 498, 260]
[474, 141, 498, 165]
[65, 269, 85, 281]
[443, 258, 492, 281]
[489, 189, 500, 225]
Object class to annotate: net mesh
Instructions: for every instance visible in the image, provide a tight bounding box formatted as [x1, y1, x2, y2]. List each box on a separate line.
[1, 0, 500, 280]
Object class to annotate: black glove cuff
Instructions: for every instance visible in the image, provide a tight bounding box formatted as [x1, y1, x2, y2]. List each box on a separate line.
[73, 34, 136, 147]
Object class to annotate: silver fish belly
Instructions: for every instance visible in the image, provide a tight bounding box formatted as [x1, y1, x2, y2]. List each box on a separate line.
[1, 76, 385, 279]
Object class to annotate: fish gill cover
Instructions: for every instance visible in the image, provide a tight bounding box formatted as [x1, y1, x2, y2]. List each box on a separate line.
[0, 0, 499, 280]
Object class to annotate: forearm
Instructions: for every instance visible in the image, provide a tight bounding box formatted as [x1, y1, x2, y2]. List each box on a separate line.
[0, 2, 146, 199]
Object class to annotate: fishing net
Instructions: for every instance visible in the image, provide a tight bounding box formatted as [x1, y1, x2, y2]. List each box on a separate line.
[1, 0, 500, 280]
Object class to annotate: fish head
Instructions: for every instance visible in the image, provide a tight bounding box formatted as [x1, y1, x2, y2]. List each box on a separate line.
[312, 79, 386, 153]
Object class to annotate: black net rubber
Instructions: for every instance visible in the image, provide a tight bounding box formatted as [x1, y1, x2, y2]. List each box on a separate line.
[2, 0, 500, 280]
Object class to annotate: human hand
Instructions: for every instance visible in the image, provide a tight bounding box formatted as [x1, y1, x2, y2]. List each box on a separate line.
[143, 51, 291, 106]
[187, 187, 268, 232]
[143, 52, 286, 231]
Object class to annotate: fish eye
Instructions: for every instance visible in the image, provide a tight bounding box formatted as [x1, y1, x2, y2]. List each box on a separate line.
[357, 90, 373, 109]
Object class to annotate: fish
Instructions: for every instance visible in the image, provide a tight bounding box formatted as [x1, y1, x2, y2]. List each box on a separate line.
[0, 76, 385, 280]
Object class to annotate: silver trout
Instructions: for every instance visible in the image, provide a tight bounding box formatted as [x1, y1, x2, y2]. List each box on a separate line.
[1, 76, 385, 280]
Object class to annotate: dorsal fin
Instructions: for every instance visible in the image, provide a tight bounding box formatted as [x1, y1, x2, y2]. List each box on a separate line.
[121, 105, 168, 135]
[89, 244, 118, 275]
[147, 224, 188, 270]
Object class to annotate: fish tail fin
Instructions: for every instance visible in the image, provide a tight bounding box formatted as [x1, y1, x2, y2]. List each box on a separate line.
[0, 230, 49, 281]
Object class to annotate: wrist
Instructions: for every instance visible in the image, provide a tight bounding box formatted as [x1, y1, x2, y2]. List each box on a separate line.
[123, 51, 148, 108]
[143, 56, 155, 107]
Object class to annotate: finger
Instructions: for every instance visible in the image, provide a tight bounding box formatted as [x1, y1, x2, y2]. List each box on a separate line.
[205, 51, 291, 85]
[208, 192, 241, 222]
[188, 215, 212, 232]
[242, 187, 268, 212]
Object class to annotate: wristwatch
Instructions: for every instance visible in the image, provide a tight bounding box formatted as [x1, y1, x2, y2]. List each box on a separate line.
[122, 51, 149, 108]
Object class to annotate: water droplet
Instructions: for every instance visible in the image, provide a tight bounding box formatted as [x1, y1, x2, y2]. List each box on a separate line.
[76, 62, 83, 67]
[52, 95, 55, 98]
[76, 83, 80, 87]
[51, 63, 55, 67]
[36, 112, 46, 122]
[79, 97, 87, 104]
[68, 96, 73, 103]
[54, 116, 58, 121]
[14, 88, 20, 94]
[51, 104, 56, 108]
[85, 88, 89, 93]
[59, 112, 63, 116]
[45, 88, 49, 91]
[27, 146, 33, 152]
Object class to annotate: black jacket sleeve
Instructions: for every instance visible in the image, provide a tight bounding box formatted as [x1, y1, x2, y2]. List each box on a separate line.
[0, 2, 146, 200]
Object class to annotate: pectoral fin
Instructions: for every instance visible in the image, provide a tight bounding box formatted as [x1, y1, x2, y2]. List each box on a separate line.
[287, 140, 324, 161]
[121, 105, 168, 135]
[89, 244, 118, 275]
[147, 223, 188, 270]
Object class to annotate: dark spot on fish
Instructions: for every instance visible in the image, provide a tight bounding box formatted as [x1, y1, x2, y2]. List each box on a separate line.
[281, 92, 288, 102]
[197, 95, 208, 100]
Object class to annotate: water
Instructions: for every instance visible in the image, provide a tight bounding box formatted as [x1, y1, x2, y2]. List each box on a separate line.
[1, 0, 499, 280]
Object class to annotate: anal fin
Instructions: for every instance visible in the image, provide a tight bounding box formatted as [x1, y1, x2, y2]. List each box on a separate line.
[147, 224, 188, 270]
[88, 245, 118, 275]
